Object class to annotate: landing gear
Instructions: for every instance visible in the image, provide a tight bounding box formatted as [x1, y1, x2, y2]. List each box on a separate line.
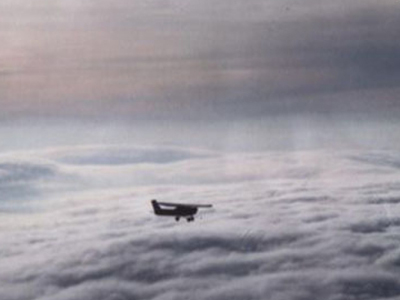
[176, 216, 194, 222]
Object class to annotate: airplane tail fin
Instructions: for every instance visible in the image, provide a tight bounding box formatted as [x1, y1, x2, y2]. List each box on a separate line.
[151, 199, 162, 214]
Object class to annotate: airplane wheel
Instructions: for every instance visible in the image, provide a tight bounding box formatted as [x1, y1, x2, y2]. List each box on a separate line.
[175, 216, 180, 221]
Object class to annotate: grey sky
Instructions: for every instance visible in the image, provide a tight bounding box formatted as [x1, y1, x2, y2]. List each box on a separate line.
[1, 0, 400, 122]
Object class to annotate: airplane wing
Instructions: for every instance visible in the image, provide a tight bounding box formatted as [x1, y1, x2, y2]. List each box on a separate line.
[157, 201, 213, 208]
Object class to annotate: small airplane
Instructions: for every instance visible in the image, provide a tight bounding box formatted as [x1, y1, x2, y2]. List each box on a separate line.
[151, 199, 213, 222]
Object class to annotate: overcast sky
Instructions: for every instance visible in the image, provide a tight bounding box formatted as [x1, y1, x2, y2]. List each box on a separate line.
[1, 0, 400, 120]
[1, 0, 400, 150]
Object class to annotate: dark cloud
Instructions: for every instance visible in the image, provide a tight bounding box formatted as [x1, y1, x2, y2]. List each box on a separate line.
[349, 217, 400, 234]
[0, 156, 85, 211]
[46, 145, 215, 166]
[151, 3, 400, 120]
[348, 153, 400, 170]
[1, 0, 400, 122]
[0, 160, 58, 208]
[0, 161, 56, 183]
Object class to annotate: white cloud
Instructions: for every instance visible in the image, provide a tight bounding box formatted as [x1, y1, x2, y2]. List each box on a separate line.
[1, 146, 400, 299]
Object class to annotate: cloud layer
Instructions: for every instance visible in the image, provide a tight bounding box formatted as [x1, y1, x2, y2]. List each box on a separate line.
[2, 146, 400, 299]
[1, 0, 400, 121]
